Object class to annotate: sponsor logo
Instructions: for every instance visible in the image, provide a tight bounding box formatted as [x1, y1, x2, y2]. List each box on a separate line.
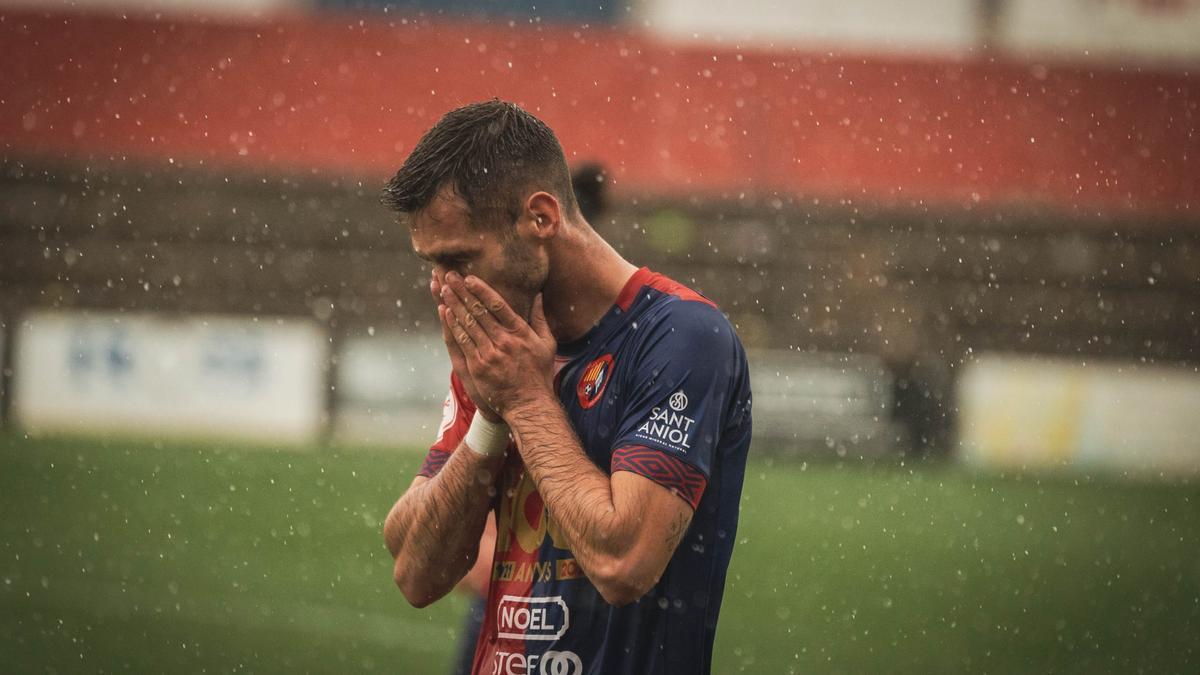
[492, 649, 583, 675]
[540, 651, 583, 675]
[670, 390, 688, 411]
[496, 595, 570, 641]
[635, 389, 697, 452]
[576, 354, 614, 409]
[495, 469, 571, 555]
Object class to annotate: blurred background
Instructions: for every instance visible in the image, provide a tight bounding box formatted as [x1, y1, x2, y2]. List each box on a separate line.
[0, 0, 1197, 672]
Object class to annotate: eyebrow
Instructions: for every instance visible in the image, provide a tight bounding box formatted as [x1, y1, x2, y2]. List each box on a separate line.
[412, 246, 480, 263]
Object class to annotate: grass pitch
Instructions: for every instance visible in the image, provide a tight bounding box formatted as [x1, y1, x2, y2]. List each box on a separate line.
[1, 433, 1197, 673]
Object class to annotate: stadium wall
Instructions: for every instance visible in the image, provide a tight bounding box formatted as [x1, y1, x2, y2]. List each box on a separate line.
[2, 159, 1196, 454]
[0, 10, 1195, 214]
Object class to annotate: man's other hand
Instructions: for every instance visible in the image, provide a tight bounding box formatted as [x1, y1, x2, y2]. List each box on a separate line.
[432, 270, 503, 422]
[439, 271, 556, 418]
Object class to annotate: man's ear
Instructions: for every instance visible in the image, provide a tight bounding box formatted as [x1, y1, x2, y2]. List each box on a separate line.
[523, 191, 563, 241]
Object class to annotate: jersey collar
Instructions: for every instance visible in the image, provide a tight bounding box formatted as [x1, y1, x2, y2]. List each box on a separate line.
[555, 266, 651, 359]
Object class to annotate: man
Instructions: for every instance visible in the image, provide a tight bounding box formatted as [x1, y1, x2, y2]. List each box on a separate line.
[381, 99, 752, 675]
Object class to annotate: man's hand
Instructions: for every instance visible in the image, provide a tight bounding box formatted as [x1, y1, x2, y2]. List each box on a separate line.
[431, 271, 502, 422]
[439, 271, 556, 418]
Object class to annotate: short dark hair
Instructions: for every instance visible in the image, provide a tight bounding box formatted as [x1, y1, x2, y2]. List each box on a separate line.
[382, 99, 577, 228]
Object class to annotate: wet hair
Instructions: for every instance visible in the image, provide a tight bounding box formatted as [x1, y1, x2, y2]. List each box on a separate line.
[382, 98, 577, 229]
[571, 162, 609, 223]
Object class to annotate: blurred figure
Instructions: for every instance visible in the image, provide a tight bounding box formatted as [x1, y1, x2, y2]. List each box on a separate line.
[571, 162, 610, 225]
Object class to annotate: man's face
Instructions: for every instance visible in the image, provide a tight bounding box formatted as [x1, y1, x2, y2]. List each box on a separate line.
[409, 187, 546, 320]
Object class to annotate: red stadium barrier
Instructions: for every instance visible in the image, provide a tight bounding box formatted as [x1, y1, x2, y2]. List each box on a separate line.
[1, 10, 1195, 213]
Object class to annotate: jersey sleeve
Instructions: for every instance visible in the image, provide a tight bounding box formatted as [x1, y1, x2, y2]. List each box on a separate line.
[416, 371, 477, 478]
[609, 301, 746, 510]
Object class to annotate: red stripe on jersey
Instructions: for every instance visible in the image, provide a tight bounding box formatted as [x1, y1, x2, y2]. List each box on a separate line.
[418, 371, 477, 478]
[473, 459, 538, 673]
[611, 445, 708, 510]
[616, 267, 717, 311]
[416, 448, 451, 478]
[615, 267, 653, 311]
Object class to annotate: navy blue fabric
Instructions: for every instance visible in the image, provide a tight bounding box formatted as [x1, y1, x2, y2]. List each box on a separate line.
[539, 273, 752, 674]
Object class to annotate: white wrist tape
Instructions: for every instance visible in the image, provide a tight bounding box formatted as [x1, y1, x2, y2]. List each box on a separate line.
[464, 412, 510, 457]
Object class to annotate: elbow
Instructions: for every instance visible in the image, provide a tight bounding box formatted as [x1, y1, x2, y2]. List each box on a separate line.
[397, 583, 436, 609]
[391, 547, 474, 609]
[596, 583, 645, 608]
[393, 558, 439, 609]
[589, 555, 656, 607]
[384, 520, 419, 603]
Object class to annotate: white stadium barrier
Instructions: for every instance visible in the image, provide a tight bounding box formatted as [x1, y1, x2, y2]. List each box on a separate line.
[332, 331, 452, 448]
[998, 0, 1200, 67]
[333, 340, 904, 456]
[638, 0, 977, 55]
[12, 310, 327, 444]
[748, 349, 900, 457]
[958, 354, 1200, 475]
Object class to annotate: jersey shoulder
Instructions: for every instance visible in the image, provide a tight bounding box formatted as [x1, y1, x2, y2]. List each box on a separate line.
[634, 283, 740, 361]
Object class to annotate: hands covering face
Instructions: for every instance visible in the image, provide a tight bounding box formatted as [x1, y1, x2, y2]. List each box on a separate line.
[431, 270, 557, 422]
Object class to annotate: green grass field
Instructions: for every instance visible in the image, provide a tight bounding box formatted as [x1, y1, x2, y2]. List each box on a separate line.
[2, 432, 1198, 673]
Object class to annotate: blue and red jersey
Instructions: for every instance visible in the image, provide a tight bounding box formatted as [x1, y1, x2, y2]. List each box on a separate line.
[418, 267, 753, 675]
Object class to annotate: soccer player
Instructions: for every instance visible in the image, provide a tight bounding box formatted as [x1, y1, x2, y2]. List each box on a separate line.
[382, 99, 753, 675]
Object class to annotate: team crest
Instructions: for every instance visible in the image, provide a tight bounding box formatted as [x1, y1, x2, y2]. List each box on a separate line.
[576, 354, 615, 409]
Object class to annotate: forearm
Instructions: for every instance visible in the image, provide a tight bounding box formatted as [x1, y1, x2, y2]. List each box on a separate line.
[456, 515, 497, 597]
[384, 444, 503, 607]
[506, 398, 631, 571]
